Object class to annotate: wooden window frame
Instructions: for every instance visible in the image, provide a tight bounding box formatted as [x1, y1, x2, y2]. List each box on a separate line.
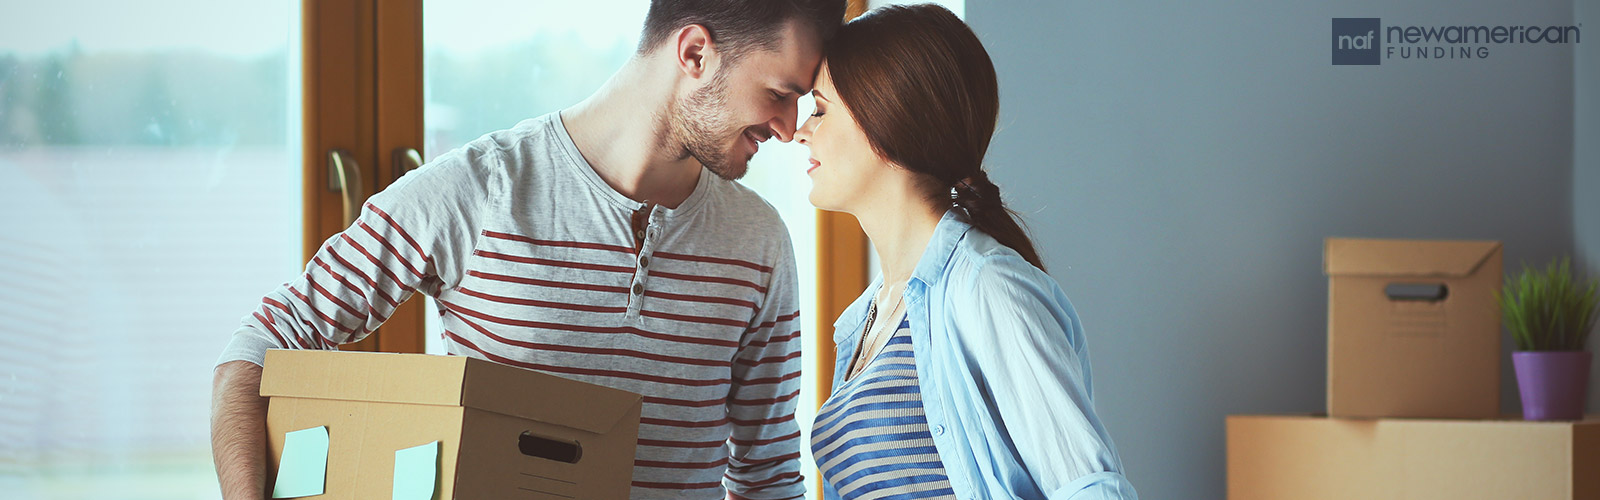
[303, 0, 426, 354]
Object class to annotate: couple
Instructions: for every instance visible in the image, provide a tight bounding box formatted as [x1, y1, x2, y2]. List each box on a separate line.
[211, 1, 1136, 499]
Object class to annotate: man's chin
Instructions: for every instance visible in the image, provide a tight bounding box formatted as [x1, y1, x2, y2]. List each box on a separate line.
[705, 159, 750, 181]
[695, 146, 754, 181]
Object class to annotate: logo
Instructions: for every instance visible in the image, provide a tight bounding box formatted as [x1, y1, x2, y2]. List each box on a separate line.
[1332, 18, 1382, 65]
[1331, 17, 1580, 65]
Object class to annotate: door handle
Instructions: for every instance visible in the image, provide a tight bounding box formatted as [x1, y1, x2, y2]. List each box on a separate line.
[327, 148, 363, 225]
[393, 147, 422, 183]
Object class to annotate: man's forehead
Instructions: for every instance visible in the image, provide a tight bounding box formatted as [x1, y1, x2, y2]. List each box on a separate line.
[759, 20, 824, 92]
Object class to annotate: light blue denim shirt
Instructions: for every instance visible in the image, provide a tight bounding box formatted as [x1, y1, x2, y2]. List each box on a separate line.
[823, 210, 1137, 500]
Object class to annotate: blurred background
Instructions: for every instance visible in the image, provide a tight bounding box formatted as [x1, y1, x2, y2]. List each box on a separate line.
[0, 0, 1595, 499]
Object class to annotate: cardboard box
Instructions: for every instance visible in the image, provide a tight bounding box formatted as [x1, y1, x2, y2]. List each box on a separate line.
[1323, 238, 1503, 419]
[1227, 414, 1600, 500]
[260, 349, 643, 499]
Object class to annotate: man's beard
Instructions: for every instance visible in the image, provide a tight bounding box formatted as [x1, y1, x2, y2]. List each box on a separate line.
[668, 69, 755, 181]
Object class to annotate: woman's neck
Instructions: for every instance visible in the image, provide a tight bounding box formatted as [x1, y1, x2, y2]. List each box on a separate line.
[853, 187, 946, 291]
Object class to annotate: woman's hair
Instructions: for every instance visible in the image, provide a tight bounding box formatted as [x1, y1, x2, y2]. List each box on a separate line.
[825, 4, 1046, 271]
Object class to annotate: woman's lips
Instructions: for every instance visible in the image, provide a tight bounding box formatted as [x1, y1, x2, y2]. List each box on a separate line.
[806, 158, 821, 174]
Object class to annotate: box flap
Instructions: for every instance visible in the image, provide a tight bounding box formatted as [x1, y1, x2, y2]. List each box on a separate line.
[261, 350, 644, 435]
[1324, 238, 1501, 278]
[460, 357, 644, 435]
[260, 349, 470, 406]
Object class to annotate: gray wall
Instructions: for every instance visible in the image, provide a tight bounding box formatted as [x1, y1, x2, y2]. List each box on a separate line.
[967, 1, 1581, 498]
[1578, 0, 1600, 415]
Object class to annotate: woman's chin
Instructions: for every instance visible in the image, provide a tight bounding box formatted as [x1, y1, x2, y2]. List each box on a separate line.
[807, 190, 842, 212]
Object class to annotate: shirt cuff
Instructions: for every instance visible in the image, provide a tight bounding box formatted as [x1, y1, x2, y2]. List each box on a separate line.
[1048, 471, 1139, 500]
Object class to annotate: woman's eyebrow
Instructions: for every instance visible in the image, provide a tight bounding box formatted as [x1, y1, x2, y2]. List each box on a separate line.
[810, 89, 829, 101]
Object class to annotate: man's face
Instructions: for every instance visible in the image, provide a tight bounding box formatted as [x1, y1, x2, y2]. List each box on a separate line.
[670, 21, 823, 181]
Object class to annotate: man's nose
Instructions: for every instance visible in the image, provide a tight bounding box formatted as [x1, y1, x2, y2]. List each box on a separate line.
[766, 113, 796, 143]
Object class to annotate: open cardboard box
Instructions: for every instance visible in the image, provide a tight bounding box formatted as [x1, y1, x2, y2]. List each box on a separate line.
[1227, 414, 1600, 500]
[1324, 238, 1503, 419]
[260, 349, 642, 499]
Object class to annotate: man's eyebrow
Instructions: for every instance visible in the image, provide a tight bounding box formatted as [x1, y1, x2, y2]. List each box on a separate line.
[783, 81, 809, 96]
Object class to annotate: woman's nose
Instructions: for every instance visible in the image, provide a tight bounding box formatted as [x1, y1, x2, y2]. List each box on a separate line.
[795, 117, 815, 146]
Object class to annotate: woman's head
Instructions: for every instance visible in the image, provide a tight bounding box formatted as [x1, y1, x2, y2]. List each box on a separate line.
[795, 3, 1045, 270]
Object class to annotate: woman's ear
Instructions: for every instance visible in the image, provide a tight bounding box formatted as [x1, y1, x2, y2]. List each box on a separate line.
[673, 24, 718, 80]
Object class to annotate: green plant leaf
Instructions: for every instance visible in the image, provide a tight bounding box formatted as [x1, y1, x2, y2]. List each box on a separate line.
[1499, 256, 1600, 351]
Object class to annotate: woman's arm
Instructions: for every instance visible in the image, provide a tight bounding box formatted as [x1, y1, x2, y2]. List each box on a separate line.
[950, 254, 1137, 500]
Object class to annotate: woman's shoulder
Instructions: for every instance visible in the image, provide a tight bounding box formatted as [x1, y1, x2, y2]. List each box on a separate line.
[937, 226, 1078, 333]
[942, 227, 1054, 295]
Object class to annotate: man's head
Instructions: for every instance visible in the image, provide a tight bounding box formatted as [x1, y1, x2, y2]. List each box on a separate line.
[641, 0, 845, 180]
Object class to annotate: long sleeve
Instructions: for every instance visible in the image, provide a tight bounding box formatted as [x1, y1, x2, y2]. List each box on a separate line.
[722, 240, 806, 500]
[216, 146, 499, 367]
[950, 254, 1136, 500]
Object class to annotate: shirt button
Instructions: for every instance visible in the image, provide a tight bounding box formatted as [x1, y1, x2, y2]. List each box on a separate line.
[638, 256, 649, 268]
[632, 283, 644, 295]
[634, 230, 646, 240]
[932, 424, 945, 436]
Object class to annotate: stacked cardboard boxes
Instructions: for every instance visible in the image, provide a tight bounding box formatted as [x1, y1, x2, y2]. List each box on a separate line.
[1228, 239, 1599, 499]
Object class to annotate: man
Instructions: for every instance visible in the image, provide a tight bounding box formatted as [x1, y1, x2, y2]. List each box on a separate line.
[211, 1, 845, 498]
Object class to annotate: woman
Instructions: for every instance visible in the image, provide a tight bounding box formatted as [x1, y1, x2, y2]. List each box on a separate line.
[794, 5, 1137, 500]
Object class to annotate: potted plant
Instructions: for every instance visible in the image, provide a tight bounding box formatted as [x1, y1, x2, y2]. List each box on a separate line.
[1497, 257, 1598, 421]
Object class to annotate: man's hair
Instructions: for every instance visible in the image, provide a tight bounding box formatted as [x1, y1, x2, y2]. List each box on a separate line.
[637, 0, 846, 62]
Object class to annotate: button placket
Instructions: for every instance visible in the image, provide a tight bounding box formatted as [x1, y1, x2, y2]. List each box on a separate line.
[625, 204, 667, 321]
[625, 203, 655, 318]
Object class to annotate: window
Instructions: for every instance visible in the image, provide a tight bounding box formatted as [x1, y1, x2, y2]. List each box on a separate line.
[0, 1, 303, 496]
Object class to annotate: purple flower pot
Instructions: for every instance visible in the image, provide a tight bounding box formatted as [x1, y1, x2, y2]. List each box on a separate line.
[1512, 351, 1592, 421]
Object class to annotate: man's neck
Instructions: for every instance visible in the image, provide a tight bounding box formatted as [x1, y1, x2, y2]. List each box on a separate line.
[560, 56, 704, 208]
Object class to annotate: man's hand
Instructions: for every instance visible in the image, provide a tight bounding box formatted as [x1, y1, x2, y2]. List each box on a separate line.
[211, 360, 270, 500]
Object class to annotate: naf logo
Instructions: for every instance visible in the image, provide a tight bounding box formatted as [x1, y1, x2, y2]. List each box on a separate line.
[1332, 18, 1382, 65]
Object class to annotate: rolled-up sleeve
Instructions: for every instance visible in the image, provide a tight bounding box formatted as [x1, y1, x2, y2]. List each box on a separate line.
[1051, 471, 1139, 500]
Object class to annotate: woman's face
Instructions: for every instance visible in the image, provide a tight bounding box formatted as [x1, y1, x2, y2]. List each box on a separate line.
[795, 64, 896, 213]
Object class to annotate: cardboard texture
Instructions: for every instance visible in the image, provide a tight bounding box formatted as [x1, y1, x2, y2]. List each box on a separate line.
[260, 349, 643, 500]
[1323, 238, 1503, 419]
[1227, 414, 1600, 500]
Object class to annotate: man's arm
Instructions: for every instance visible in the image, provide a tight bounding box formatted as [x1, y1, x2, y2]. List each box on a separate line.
[723, 240, 807, 500]
[208, 149, 495, 498]
[212, 360, 269, 500]
[208, 200, 438, 498]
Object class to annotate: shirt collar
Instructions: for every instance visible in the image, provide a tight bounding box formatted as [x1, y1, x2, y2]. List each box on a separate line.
[832, 209, 974, 341]
[909, 209, 974, 290]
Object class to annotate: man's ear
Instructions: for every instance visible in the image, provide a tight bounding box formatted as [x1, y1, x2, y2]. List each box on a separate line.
[673, 24, 719, 80]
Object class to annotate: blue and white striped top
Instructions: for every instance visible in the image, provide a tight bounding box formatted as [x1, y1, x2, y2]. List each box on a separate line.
[811, 316, 956, 500]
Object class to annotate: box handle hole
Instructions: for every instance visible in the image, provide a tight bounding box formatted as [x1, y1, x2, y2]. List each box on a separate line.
[518, 432, 582, 464]
[1384, 283, 1449, 302]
